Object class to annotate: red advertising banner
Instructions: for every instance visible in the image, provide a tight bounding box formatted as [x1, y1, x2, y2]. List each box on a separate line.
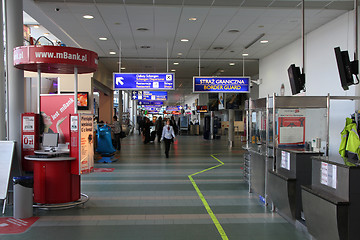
[13, 46, 98, 74]
[40, 94, 75, 145]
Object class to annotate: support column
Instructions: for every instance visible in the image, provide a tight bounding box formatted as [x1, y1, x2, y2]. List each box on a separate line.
[118, 91, 123, 124]
[6, 0, 24, 172]
[210, 111, 214, 140]
[133, 99, 137, 134]
[0, 0, 5, 140]
[229, 109, 235, 147]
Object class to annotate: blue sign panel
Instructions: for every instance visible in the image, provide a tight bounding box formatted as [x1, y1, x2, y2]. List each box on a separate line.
[138, 100, 164, 106]
[193, 76, 250, 93]
[131, 91, 168, 101]
[114, 73, 175, 90]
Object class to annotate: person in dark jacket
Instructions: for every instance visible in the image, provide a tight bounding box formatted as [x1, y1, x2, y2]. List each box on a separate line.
[143, 117, 153, 144]
[155, 116, 164, 143]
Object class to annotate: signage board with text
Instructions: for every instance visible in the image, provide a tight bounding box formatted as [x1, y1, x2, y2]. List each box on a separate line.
[193, 76, 250, 93]
[132, 91, 168, 101]
[114, 73, 175, 90]
[138, 100, 164, 106]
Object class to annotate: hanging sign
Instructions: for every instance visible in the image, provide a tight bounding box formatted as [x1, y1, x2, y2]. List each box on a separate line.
[113, 73, 175, 90]
[166, 106, 182, 111]
[132, 91, 168, 100]
[138, 100, 164, 106]
[193, 76, 250, 93]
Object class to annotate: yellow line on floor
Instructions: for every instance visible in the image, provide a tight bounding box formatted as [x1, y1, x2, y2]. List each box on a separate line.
[188, 155, 229, 240]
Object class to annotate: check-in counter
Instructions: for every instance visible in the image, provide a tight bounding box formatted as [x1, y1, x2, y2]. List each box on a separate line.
[268, 148, 322, 222]
[302, 156, 360, 240]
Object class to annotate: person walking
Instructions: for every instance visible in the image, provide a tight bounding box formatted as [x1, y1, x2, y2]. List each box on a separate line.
[112, 116, 122, 151]
[155, 116, 164, 143]
[143, 117, 153, 144]
[161, 119, 176, 158]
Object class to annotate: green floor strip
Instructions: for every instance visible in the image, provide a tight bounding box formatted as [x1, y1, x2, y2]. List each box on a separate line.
[188, 155, 229, 240]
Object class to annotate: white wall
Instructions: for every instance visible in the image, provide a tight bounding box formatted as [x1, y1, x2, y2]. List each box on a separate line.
[259, 11, 360, 161]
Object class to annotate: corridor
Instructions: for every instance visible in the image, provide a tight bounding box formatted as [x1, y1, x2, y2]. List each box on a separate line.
[2, 135, 309, 240]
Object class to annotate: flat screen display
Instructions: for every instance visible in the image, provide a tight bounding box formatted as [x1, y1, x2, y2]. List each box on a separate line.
[42, 133, 59, 148]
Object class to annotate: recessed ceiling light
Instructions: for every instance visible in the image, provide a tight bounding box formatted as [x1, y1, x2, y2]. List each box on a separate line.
[140, 45, 151, 49]
[258, 25, 264, 28]
[121, 67, 126, 70]
[99, 37, 108, 41]
[230, 50, 235, 53]
[213, 47, 224, 50]
[242, 53, 249, 56]
[114, 22, 121, 25]
[109, 51, 116, 55]
[177, 53, 183, 56]
[137, 27, 149, 31]
[171, 69, 176, 72]
[33, 25, 40, 29]
[83, 15, 94, 19]
[180, 39, 189, 42]
[173, 62, 179, 65]
[260, 40, 269, 44]
[229, 62, 235, 66]
[44, 33, 50, 35]
[220, 70, 225, 73]
[189, 17, 197, 21]
[228, 29, 240, 33]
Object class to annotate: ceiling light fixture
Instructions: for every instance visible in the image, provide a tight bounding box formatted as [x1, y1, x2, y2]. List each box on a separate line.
[173, 62, 179, 65]
[260, 40, 269, 44]
[140, 45, 151, 49]
[228, 29, 240, 33]
[229, 62, 235, 66]
[99, 37, 107, 41]
[44, 33, 50, 36]
[109, 51, 116, 55]
[171, 69, 176, 72]
[189, 17, 197, 21]
[213, 47, 224, 50]
[242, 53, 249, 57]
[180, 39, 189, 42]
[33, 25, 40, 29]
[83, 15, 94, 19]
[121, 67, 126, 70]
[177, 53, 183, 55]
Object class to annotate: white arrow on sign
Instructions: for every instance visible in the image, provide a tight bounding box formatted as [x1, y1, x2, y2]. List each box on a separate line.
[116, 77, 125, 86]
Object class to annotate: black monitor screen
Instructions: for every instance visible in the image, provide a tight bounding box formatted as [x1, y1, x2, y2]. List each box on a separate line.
[287, 64, 305, 95]
[334, 47, 358, 90]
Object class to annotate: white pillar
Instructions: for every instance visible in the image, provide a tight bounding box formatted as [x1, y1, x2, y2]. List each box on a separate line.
[0, 0, 5, 140]
[229, 109, 235, 147]
[6, 0, 24, 170]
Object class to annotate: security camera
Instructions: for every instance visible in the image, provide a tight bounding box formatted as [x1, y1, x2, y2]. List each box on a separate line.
[55, 8, 60, 12]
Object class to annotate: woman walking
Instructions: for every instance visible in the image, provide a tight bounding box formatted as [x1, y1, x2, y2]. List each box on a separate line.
[161, 119, 176, 158]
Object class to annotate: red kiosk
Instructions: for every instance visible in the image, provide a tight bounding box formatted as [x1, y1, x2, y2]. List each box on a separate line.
[14, 45, 98, 204]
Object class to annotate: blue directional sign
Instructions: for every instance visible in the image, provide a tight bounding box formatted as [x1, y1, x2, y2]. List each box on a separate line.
[138, 100, 164, 106]
[166, 106, 182, 111]
[114, 73, 175, 90]
[193, 76, 250, 93]
[131, 91, 168, 101]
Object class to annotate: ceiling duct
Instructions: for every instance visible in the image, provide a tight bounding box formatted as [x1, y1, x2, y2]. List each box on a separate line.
[244, 33, 265, 49]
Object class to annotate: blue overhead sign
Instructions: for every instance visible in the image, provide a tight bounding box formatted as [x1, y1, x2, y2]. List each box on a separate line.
[113, 73, 175, 90]
[193, 76, 250, 93]
[138, 100, 164, 106]
[166, 106, 182, 111]
[131, 91, 168, 101]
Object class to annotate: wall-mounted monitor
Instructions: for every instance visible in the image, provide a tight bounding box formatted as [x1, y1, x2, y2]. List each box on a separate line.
[334, 47, 359, 90]
[196, 105, 208, 113]
[287, 64, 305, 95]
[61, 92, 89, 110]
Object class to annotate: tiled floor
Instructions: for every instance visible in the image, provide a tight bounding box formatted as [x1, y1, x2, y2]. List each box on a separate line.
[2, 134, 309, 240]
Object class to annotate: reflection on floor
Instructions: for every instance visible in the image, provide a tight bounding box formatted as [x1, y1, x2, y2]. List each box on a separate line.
[2, 134, 309, 240]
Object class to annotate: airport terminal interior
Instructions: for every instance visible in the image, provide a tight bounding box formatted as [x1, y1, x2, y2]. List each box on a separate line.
[2, 0, 360, 240]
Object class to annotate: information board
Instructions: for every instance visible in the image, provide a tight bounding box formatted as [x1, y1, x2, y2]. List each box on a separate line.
[80, 115, 94, 174]
[320, 162, 337, 189]
[193, 76, 250, 93]
[281, 151, 291, 170]
[114, 73, 175, 90]
[132, 91, 167, 100]
[138, 100, 163, 106]
[166, 106, 181, 111]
